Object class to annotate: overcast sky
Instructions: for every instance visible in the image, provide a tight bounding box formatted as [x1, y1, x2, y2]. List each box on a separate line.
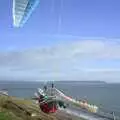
[0, 0, 120, 82]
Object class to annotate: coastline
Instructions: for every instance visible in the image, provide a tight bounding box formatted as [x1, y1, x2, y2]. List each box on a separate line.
[0, 95, 85, 120]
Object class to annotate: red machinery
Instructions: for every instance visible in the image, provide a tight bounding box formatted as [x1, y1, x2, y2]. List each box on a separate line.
[33, 84, 67, 114]
[39, 102, 57, 113]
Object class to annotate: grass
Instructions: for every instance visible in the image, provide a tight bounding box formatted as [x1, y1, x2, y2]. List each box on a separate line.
[0, 112, 11, 120]
[0, 95, 86, 120]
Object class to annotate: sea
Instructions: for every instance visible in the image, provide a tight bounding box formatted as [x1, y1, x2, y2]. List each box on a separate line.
[0, 81, 120, 116]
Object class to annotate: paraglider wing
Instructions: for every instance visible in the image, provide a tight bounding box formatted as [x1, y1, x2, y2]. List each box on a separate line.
[13, 0, 40, 28]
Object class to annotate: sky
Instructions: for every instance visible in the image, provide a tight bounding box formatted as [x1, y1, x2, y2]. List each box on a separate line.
[0, 0, 120, 82]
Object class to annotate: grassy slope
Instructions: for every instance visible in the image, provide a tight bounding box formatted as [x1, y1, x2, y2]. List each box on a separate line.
[0, 95, 86, 120]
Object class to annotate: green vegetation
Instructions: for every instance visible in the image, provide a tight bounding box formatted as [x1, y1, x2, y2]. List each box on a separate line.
[0, 95, 86, 120]
[0, 112, 12, 120]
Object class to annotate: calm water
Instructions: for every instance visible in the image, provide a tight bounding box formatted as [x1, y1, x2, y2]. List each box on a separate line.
[0, 81, 120, 116]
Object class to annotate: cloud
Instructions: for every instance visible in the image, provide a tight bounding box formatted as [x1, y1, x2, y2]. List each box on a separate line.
[0, 39, 120, 82]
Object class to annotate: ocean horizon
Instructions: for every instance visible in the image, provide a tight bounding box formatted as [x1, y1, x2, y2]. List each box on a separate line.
[0, 80, 120, 116]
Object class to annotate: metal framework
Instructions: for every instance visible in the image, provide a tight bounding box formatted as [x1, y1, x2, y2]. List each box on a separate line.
[13, 0, 40, 27]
